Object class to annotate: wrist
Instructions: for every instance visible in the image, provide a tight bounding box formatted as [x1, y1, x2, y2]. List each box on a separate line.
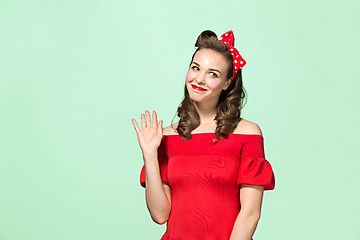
[142, 149, 158, 157]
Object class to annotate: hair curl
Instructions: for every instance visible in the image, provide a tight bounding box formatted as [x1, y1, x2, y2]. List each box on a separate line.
[171, 30, 247, 143]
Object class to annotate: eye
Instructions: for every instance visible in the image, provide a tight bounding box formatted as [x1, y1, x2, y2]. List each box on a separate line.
[191, 65, 199, 71]
[209, 72, 219, 78]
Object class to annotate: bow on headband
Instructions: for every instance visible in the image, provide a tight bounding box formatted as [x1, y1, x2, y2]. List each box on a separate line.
[219, 30, 246, 83]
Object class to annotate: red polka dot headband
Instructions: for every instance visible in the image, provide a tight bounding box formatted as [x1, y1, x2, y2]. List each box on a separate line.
[219, 30, 246, 83]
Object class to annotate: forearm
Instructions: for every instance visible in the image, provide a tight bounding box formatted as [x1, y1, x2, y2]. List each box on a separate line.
[229, 211, 260, 240]
[143, 151, 171, 224]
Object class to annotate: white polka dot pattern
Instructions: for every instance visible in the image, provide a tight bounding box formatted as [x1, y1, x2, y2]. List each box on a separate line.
[219, 30, 246, 84]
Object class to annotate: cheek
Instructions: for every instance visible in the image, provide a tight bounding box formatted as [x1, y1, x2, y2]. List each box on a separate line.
[207, 80, 223, 90]
[185, 70, 195, 83]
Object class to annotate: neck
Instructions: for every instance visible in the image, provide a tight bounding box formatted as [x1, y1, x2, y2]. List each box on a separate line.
[194, 101, 218, 123]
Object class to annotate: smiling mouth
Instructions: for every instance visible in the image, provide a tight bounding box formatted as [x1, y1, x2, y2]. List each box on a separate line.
[191, 84, 207, 91]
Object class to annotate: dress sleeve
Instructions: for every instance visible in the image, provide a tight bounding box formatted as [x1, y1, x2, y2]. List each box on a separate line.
[140, 143, 168, 188]
[236, 135, 275, 190]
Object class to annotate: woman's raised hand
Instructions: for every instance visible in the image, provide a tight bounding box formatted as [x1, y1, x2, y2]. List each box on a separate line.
[131, 110, 163, 154]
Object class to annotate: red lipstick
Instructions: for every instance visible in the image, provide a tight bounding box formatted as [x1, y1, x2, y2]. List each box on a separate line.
[191, 84, 207, 91]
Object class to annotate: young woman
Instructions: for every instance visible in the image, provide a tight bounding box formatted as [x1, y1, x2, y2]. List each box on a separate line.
[131, 30, 275, 240]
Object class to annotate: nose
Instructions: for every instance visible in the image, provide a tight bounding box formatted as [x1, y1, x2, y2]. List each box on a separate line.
[192, 67, 207, 85]
[196, 73, 206, 85]
[196, 78, 203, 84]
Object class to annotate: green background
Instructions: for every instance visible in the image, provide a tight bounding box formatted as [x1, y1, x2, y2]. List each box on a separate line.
[1, 0, 359, 239]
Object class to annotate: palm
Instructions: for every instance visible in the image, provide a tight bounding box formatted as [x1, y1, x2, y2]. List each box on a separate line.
[131, 110, 163, 153]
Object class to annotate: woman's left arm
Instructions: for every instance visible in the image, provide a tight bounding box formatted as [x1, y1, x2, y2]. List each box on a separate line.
[229, 184, 264, 240]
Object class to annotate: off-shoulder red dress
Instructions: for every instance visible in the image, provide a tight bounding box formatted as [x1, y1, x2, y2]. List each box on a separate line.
[140, 133, 275, 240]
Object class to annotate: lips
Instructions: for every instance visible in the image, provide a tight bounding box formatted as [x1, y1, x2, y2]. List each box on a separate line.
[191, 84, 208, 91]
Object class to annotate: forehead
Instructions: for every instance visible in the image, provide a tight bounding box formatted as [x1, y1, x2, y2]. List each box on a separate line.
[193, 48, 230, 71]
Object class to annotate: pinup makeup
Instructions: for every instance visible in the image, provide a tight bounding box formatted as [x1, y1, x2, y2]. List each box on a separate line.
[191, 84, 208, 91]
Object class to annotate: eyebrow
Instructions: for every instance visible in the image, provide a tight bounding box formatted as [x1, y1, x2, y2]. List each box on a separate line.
[192, 61, 222, 75]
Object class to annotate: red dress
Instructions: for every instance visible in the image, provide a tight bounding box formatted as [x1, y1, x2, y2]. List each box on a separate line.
[140, 133, 275, 240]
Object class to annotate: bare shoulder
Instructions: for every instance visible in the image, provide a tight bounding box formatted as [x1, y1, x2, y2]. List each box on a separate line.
[233, 118, 263, 136]
[162, 121, 179, 136]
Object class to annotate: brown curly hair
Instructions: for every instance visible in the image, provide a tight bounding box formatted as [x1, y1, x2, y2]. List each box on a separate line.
[171, 30, 247, 143]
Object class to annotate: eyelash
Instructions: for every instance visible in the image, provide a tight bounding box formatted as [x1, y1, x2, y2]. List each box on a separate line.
[210, 72, 219, 78]
[191, 66, 219, 78]
[192, 66, 199, 71]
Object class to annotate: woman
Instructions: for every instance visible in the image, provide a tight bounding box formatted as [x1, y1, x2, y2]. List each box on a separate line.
[131, 30, 275, 240]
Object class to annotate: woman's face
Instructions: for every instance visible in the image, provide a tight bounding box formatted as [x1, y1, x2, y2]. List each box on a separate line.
[186, 48, 231, 105]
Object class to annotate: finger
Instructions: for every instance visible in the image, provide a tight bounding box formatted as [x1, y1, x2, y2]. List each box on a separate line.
[141, 113, 146, 129]
[152, 111, 157, 128]
[145, 110, 151, 128]
[158, 120, 163, 134]
[131, 118, 140, 133]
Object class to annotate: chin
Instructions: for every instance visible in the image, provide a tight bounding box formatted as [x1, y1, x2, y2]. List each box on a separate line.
[186, 84, 208, 102]
[189, 93, 204, 103]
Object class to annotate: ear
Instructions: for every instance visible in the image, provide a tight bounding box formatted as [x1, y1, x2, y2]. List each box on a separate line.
[223, 79, 231, 91]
